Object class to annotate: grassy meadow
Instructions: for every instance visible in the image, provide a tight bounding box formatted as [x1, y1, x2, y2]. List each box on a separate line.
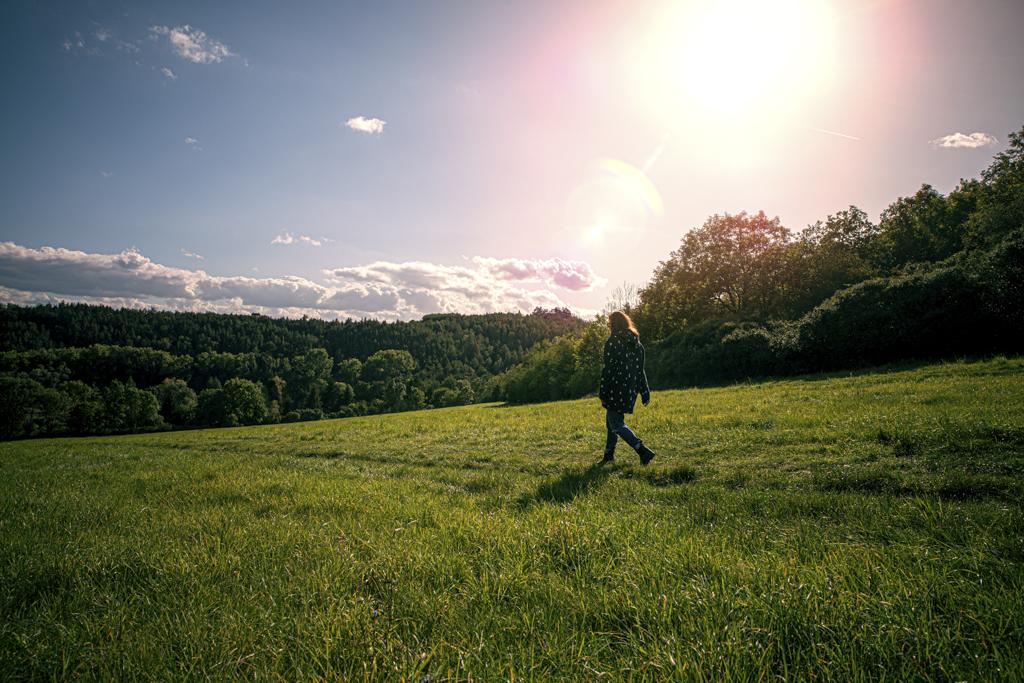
[2, 357, 1023, 681]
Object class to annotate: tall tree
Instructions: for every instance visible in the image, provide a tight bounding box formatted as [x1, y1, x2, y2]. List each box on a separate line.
[636, 211, 792, 338]
[966, 125, 1024, 248]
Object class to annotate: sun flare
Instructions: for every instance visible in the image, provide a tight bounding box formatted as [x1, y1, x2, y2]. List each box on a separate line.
[631, 0, 837, 127]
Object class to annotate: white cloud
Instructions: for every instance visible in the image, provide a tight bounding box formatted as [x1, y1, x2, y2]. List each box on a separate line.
[345, 116, 386, 135]
[99, 170, 113, 178]
[323, 257, 598, 316]
[180, 249, 203, 260]
[271, 231, 326, 247]
[150, 25, 234, 64]
[62, 32, 95, 55]
[930, 132, 998, 149]
[0, 243, 198, 300]
[184, 136, 202, 151]
[0, 242, 598, 321]
[94, 28, 112, 43]
[472, 257, 605, 291]
[161, 67, 178, 81]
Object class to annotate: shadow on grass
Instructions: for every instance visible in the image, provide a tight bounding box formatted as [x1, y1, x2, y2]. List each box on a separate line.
[516, 463, 613, 507]
[517, 461, 699, 507]
[812, 466, 1020, 501]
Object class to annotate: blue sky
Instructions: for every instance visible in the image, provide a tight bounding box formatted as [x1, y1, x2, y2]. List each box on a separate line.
[1, 0, 1022, 319]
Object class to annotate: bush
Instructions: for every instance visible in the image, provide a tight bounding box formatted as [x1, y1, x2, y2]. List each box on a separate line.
[494, 321, 606, 404]
[794, 231, 1023, 372]
[282, 408, 323, 423]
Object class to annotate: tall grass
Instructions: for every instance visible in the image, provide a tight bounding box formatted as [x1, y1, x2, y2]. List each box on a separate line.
[2, 357, 1023, 680]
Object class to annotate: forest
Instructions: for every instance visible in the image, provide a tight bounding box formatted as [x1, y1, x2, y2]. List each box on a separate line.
[493, 125, 1024, 402]
[0, 308, 580, 438]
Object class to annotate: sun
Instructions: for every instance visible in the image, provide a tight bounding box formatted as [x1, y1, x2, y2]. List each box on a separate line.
[630, 0, 837, 125]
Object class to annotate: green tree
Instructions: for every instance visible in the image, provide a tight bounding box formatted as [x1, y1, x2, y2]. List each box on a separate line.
[222, 378, 269, 426]
[334, 358, 362, 385]
[197, 387, 230, 427]
[361, 349, 417, 409]
[100, 381, 162, 433]
[285, 349, 333, 410]
[0, 376, 67, 438]
[636, 211, 793, 339]
[361, 349, 417, 383]
[790, 206, 879, 313]
[403, 386, 427, 411]
[873, 185, 965, 268]
[324, 381, 355, 412]
[59, 380, 103, 434]
[966, 125, 1024, 248]
[150, 378, 198, 425]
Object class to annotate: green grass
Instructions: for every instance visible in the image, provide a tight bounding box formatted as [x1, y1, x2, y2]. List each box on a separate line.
[2, 357, 1023, 681]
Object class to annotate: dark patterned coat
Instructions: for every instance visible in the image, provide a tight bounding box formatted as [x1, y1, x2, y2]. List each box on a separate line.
[599, 330, 651, 414]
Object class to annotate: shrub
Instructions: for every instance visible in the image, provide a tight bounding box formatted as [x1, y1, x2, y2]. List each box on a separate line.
[282, 408, 323, 423]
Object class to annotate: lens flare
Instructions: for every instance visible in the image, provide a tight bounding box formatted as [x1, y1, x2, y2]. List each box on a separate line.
[596, 158, 664, 217]
[567, 158, 664, 245]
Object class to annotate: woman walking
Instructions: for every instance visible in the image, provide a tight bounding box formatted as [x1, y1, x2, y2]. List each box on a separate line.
[599, 311, 656, 465]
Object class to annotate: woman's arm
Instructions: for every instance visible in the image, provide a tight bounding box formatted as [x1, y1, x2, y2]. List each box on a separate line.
[598, 339, 612, 406]
[637, 342, 651, 405]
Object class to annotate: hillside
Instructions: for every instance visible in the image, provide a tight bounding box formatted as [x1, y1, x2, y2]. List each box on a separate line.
[0, 305, 584, 436]
[2, 358, 1023, 680]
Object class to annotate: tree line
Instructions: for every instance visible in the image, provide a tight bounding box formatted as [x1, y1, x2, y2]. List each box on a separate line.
[0, 309, 581, 439]
[494, 125, 1024, 402]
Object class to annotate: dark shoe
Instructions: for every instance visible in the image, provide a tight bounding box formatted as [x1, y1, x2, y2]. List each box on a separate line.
[600, 453, 615, 464]
[637, 445, 656, 465]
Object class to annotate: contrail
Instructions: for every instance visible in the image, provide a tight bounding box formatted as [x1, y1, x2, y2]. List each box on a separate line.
[643, 134, 671, 173]
[811, 127, 862, 141]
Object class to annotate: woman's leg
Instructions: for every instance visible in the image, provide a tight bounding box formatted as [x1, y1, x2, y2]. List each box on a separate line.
[604, 410, 619, 457]
[606, 410, 642, 451]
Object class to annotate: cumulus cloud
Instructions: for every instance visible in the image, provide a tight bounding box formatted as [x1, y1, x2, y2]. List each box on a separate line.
[180, 249, 203, 260]
[184, 136, 202, 150]
[472, 257, 605, 291]
[150, 25, 234, 64]
[99, 170, 114, 178]
[930, 132, 998, 149]
[0, 243, 197, 300]
[270, 231, 329, 247]
[345, 116, 386, 135]
[323, 257, 595, 316]
[161, 67, 177, 81]
[0, 242, 599, 321]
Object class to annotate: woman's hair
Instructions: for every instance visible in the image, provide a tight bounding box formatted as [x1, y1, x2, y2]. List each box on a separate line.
[608, 310, 639, 339]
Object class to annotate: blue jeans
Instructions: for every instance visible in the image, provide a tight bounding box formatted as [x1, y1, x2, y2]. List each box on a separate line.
[605, 410, 642, 456]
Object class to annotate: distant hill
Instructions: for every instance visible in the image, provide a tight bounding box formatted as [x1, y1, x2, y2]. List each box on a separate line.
[0, 303, 585, 437]
[0, 303, 583, 379]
